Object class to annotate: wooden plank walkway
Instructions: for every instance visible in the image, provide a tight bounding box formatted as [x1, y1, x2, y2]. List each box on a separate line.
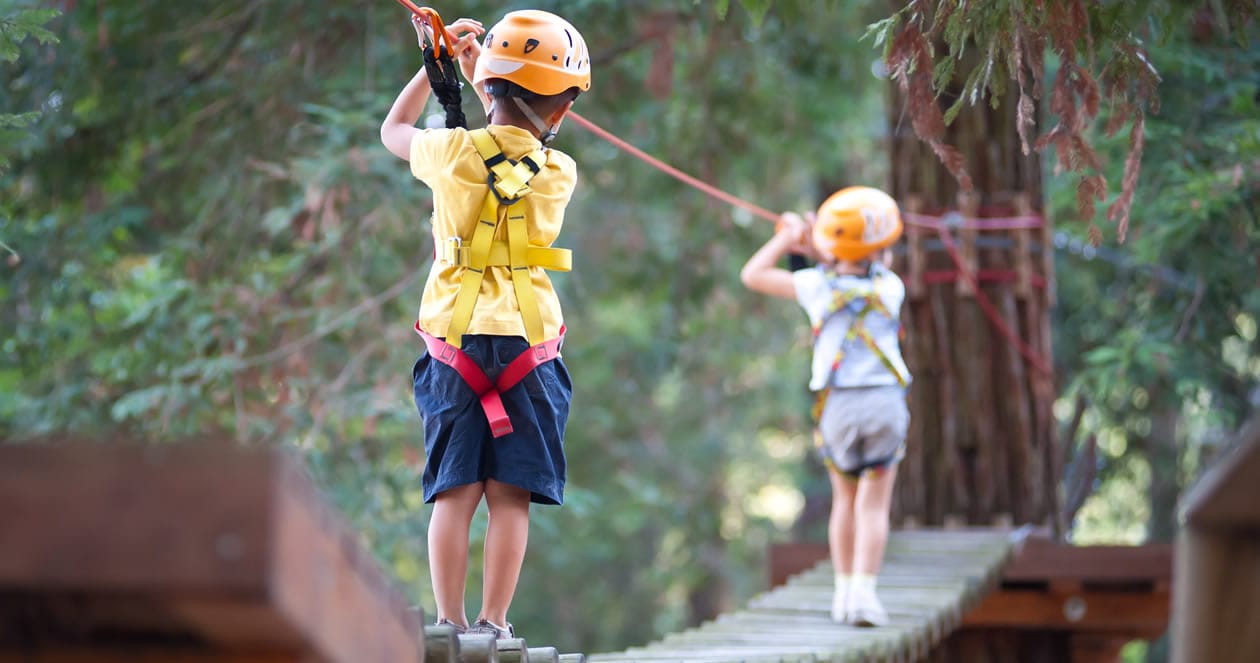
[589, 530, 1017, 663]
[0, 442, 1013, 663]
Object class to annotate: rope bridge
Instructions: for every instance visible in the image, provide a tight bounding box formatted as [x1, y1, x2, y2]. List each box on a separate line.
[589, 530, 1016, 663]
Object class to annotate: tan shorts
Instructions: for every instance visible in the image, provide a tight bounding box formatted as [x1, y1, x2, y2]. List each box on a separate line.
[816, 386, 909, 477]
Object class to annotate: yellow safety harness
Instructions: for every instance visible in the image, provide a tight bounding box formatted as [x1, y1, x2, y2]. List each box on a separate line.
[414, 129, 572, 437]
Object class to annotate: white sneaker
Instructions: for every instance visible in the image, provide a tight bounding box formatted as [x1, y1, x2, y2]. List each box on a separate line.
[831, 587, 849, 623]
[847, 584, 888, 627]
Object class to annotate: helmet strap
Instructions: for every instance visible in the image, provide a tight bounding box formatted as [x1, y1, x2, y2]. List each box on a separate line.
[511, 97, 559, 145]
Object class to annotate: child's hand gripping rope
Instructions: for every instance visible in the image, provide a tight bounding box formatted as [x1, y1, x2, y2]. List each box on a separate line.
[394, 2, 484, 128]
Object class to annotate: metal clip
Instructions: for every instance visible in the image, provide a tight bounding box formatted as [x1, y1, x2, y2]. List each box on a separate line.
[440, 236, 464, 265]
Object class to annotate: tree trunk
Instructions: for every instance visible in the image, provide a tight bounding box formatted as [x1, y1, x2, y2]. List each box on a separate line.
[1145, 385, 1181, 545]
[887, 48, 1060, 533]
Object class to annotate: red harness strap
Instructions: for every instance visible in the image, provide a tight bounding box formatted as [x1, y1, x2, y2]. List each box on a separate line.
[414, 322, 566, 438]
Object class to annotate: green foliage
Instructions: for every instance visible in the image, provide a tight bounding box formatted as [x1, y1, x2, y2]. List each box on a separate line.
[4, 0, 1256, 657]
[0, 6, 57, 62]
[0, 4, 58, 173]
[875, 0, 1257, 237]
[1, 0, 886, 653]
[1051, 19, 1260, 548]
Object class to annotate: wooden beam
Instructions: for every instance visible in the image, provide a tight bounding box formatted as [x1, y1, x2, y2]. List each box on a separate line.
[1000, 536, 1172, 585]
[0, 651, 298, 663]
[1171, 527, 1260, 663]
[1179, 417, 1260, 530]
[0, 442, 422, 663]
[962, 588, 1169, 636]
[767, 542, 828, 589]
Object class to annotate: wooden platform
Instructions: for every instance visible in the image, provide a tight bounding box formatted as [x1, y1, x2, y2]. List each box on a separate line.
[0, 442, 423, 663]
[589, 529, 1016, 663]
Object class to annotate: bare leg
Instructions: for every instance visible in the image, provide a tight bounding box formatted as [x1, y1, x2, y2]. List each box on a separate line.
[827, 467, 859, 622]
[428, 482, 485, 627]
[478, 479, 531, 626]
[853, 464, 898, 576]
[827, 467, 859, 576]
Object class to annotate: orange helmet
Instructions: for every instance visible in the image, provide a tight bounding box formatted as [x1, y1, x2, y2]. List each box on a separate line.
[473, 10, 591, 96]
[812, 187, 903, 262]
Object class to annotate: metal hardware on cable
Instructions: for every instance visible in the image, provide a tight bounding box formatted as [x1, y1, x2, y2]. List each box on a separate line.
[393, 1, 466, 128]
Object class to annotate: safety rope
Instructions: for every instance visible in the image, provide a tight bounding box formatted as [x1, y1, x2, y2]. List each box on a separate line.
[566, 112, 783, 224]
[566, 113, 1053, 376]
[384, 2, 1053, 378]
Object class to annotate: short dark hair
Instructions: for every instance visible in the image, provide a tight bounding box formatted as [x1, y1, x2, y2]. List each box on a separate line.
[485, 79, 579, 120]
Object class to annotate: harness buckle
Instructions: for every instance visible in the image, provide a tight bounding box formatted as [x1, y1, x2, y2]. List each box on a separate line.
[533, 344, 553, 361]
[487, 173, 525, 206]
[437, 344, 457, 363]
[441, 236, 464, 265]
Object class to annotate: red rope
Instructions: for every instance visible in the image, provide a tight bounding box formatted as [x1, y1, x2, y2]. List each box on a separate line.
[567, 112, 782, 224]
[933, 225, 1054, 376]
[563, 111, 1052, 376]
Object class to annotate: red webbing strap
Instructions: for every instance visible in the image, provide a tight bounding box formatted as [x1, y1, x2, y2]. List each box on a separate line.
[567, 112, 782, 224]
[497, 326, 565, 392]
[414, 322, 566, 438]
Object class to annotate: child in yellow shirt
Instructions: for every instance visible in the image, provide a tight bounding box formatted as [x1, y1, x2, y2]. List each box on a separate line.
[380, 9, 591, 639]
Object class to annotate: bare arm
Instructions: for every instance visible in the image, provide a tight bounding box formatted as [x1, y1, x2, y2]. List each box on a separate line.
[381, 67, 433, 161]
[453, 32, 491, 114]
[741, 214, 809, 300]
[380, 17, 486, 161]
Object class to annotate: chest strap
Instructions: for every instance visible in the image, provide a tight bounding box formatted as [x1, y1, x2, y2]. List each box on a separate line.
[438, 237, 571, 272]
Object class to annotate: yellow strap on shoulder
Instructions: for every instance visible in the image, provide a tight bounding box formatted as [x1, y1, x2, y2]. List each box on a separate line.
[445, 192, 501, 349]
[506, 209, 545, 344]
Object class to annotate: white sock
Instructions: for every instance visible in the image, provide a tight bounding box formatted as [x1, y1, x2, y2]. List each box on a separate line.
[834, 573, 852, 593]
[851, 573, 877, 593]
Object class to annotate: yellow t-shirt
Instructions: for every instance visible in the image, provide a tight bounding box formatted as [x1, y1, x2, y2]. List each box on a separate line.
[410, 125, 576, 340]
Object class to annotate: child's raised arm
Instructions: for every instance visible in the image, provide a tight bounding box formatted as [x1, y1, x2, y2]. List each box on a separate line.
[381, 17, 485, 161]
[740, 213, 809, 300]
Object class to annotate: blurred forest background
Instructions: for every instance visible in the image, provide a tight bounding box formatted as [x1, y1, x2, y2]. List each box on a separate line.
[2, 0, 1257, 657]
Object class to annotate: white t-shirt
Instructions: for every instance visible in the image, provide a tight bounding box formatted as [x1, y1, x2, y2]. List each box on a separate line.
[792, 264, 911, 391]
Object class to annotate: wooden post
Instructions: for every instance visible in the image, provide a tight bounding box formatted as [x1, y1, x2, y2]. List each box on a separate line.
[0, 442, 424, 663]
[454, 634, 497, 663]
[1013, 194, 1034, 299]
[423, 624, 461, 663]
[954, 193, 980, 298]
[1172, 417, 1260, 663]
[906, 195, 927, 301]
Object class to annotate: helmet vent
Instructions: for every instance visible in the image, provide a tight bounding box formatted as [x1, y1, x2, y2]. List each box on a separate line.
[525, 39, 540, 53]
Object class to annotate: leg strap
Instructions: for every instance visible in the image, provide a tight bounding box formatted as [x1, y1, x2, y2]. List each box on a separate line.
[415, 322, 565, 438]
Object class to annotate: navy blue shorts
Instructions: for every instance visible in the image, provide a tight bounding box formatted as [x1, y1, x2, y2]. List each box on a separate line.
[413, 334, 572, 505]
